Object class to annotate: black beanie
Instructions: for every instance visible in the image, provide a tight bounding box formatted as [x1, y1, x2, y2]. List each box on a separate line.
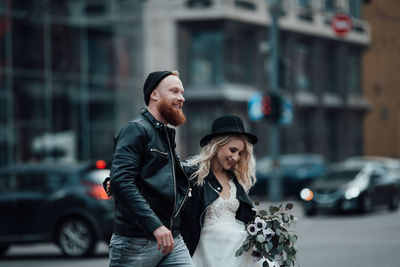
[143, 71, 172, 106]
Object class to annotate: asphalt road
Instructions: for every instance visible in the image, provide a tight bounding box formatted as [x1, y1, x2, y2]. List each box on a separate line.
[1, 201, 400, 267]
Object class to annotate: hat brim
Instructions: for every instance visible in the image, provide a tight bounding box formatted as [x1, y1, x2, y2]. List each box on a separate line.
[200, 132, 258, 147]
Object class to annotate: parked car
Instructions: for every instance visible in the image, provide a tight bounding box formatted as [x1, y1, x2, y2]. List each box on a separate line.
[345, 156, 400, 188]
[250, 154, 325, 197]
[0, 160, 113, 257]
[300, 160, 399, 216]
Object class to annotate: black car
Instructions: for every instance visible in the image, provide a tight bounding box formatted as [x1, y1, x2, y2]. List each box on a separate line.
[0, 161, 114, 257]
[250, 154, 326, 197]
[300, 161, 399, 216]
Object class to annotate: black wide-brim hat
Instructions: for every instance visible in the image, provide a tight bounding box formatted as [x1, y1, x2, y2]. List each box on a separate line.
[200, 115, 258, 147]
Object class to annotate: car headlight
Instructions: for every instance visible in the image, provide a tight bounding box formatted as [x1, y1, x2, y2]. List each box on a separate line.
[300, 188, 314, 201]
[344, 187, 360, 200]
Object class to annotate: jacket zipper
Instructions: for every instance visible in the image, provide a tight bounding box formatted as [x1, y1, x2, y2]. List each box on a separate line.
[164, 126, 177, 230]
[164, 126, 191, 231]
[199, 180, 220, 228]
[150, 148, 168, 156]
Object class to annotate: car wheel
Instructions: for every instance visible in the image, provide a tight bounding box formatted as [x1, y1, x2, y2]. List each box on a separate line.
[389, 192, 399, 211]
[360, 194, 372, 214]
[57, 217, 97, 257]
[0, 245, 9, 257]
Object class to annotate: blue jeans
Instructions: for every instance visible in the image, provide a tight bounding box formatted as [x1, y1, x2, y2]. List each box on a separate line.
[109, 234, 193, 267]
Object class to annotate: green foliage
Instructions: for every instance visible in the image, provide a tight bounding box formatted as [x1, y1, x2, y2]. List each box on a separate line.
[235, 202, 298, 267]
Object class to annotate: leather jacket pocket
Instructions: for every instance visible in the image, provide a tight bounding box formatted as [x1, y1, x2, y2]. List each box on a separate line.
[142, 148, 169, 178]
[150, 148, 168, 157]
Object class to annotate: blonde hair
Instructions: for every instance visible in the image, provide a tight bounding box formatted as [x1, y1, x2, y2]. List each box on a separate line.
[186, 134, 256, 192]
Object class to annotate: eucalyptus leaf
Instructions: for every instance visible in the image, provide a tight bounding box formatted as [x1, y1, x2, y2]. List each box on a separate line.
[285, 203, 293, 210]
[269, 205, 276, 214]
[260, 210, 268, 216]
[263, 242, 270, 253]
[267, 241, 273, 251]
[235, 247, 243, 257]
[276, 229, 282, 236]
[282, 213, 289, 223]
[256, 234, 266, 243]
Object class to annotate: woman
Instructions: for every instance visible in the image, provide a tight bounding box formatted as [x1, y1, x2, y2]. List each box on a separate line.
[181, 115, 273, 267]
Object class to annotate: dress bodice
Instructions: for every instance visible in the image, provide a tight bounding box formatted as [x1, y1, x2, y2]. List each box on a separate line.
[203, 179, 240, 227]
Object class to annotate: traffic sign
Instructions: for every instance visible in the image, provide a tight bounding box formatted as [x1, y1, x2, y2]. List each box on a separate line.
[248, 93, 263, 121]
[331, 13, 352, 36]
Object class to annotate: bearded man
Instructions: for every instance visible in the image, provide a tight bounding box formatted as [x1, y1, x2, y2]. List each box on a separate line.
[108, 70, 193, 267]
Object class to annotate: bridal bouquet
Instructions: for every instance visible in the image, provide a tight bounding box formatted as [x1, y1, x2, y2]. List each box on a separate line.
[235, 203, 298, 267]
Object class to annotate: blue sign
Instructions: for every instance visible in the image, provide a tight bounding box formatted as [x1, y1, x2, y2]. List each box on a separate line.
[248, 93, 263, 121]
[279, 97, 293, 126]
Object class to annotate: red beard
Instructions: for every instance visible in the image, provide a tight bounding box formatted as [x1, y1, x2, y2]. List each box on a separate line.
[157, 99, 186, 126]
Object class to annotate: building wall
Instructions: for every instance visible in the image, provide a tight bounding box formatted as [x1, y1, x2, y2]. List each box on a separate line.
[0, 0, 145, 166]
[363, 0, 400, 158]
[140, 0, 371, 161]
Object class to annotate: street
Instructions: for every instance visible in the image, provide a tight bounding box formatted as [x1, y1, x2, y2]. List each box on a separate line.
[1, 202, 400, 267]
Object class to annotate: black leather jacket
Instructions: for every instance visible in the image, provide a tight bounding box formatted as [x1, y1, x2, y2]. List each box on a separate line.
[180, 167, 256, 256]
[110, 108, 190, 239]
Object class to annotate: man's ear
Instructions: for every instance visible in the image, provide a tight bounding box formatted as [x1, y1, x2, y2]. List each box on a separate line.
[150, 90, 159, 102]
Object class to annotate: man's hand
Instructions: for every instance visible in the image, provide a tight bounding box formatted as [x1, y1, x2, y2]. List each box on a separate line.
[153, 225, 174, 255]
[106, 180, 112, 197]
[103, 178, 112, 197]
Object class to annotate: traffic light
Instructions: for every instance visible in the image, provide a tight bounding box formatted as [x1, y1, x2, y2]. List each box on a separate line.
[262, 93, 282, 123]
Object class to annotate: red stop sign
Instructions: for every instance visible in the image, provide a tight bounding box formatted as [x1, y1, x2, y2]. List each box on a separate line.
[331, 13, 352, 36]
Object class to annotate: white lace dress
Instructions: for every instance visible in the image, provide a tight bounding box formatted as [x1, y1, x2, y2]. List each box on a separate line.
[192, 180, 266, 267]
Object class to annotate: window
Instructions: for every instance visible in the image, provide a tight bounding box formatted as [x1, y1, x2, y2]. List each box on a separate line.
[15, 172, 68, 193]
[326, 112, 339, 161]
[348, 50, 361, 96]
[325, 43, 338, 94]
[0, 173, 17, 194]
[349, 0, 361, 18]
[324, 0, 335, 12]
[224, 28, 255, 85]
[88, 28, 115, 76]
[12, 18, 44, 70]
[294, 41, 312, 91]
[187, 0, 212, 8]
[186, 23, 259, 87]
[189, 30, 224, 86]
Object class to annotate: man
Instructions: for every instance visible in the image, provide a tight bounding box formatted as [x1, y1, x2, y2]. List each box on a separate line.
[108, 70, 193, 266]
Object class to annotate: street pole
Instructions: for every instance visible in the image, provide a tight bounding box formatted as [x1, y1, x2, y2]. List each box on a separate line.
[267, 0, 282, 202]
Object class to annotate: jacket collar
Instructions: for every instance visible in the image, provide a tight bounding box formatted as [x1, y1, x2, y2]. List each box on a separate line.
[140, 108, 165, 129]
[205, 170, 254, 208]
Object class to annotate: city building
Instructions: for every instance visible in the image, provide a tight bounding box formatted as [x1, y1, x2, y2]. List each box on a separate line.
[0, 0, 371, 166]
[143, 0, 370, 160]
[0, 0, 145, 166]
[363, 0, 400, 158]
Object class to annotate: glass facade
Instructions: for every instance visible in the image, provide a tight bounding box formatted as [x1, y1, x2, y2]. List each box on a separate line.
[184, 21, 262, 88]
[0, 0, 143, 166]
[294, 40, 312, 92]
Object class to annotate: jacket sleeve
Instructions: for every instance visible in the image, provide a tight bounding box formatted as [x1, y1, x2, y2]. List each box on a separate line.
[110, 122, 163, 235]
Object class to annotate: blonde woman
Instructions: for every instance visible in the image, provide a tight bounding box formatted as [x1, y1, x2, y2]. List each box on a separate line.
[181, 115, 267, 267]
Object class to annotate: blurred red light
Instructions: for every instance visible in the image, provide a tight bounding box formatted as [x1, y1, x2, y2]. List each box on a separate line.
[96, 160, 107, 169]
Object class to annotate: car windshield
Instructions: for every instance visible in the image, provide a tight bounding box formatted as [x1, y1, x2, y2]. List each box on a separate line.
[84, 169, 110, 184]
[322, 169, 361, 182]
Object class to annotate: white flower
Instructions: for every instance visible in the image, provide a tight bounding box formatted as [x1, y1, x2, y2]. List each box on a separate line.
[247, 224, 258, 236]
[254, 217, 267, 230]
[262, 228, 275, 241]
